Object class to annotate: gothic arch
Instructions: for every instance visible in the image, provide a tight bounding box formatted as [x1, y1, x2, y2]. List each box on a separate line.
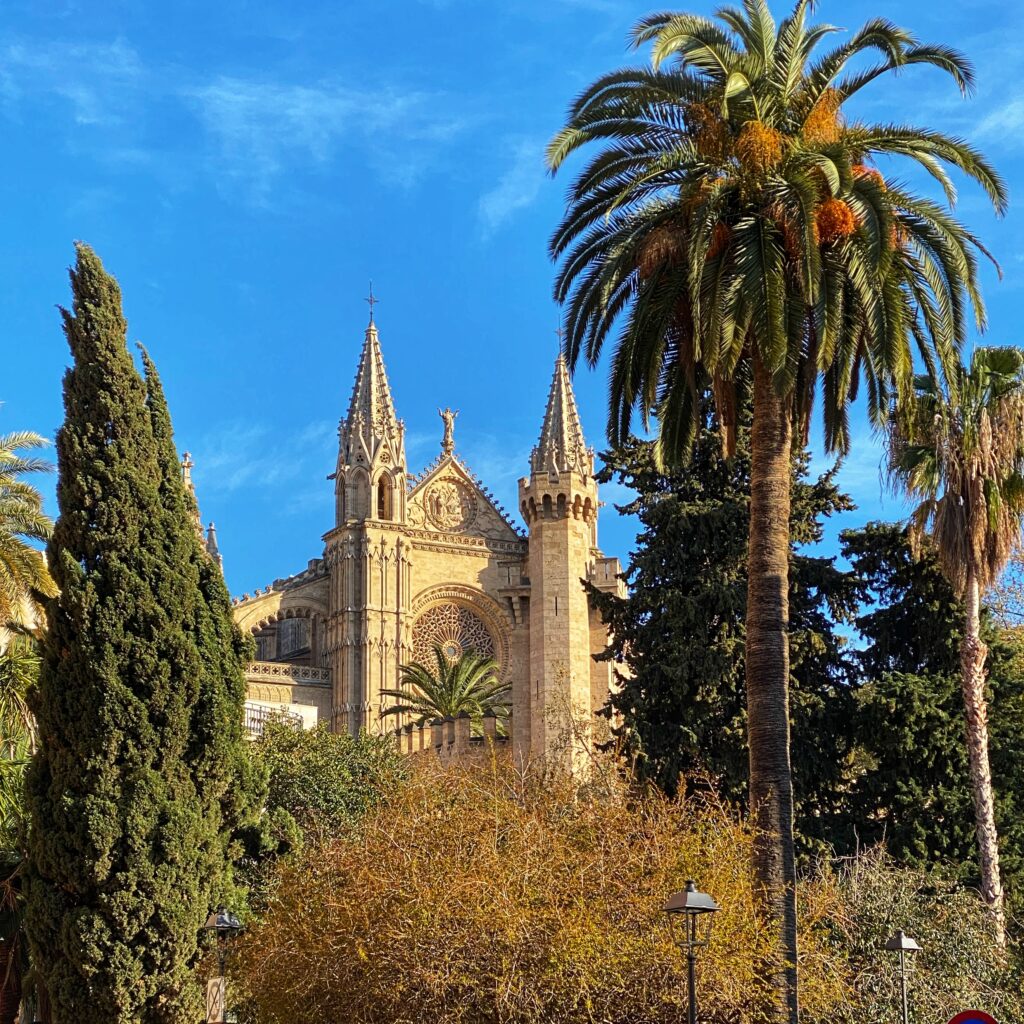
[376, 475, 391, 520]
[335, 477, 346, 524]
[235, 592, 329, 636]
[410, 584, 512, 677]
[349, 467, 370, 521]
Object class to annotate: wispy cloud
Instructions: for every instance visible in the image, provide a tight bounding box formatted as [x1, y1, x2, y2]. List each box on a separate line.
[0, 36, 469, 202]
[0, 38, 143, 126]
[978, 99, 1024, 142]
[191, 417, 335, 504]
[185, 76, 466, 198]
[478, 138, 546, 237]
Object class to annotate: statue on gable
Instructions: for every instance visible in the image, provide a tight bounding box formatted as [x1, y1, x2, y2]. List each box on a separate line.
[439, 407, 458, 456]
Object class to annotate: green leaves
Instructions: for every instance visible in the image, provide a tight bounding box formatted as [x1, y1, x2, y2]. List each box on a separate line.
[25, 245, 254, 1024]
[887, 344, 1024, 596]
[549, 0, 1003, 466]
[380, 645, 510, 725]
[590, 389, 857, 834]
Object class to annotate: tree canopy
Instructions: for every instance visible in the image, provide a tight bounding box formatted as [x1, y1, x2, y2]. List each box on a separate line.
[25, 244, 255, 1024]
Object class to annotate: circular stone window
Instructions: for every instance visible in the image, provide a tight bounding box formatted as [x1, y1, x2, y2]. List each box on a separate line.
[412, 602, 496, 667]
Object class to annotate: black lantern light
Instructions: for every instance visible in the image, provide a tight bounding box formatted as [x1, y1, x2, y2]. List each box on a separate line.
[203, 909, 243, 1024]
[884, 930, 922, 1024]
[663, 880, 720, 1024]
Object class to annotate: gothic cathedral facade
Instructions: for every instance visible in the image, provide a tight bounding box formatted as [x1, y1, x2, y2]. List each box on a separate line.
[230, 316, 624, 760]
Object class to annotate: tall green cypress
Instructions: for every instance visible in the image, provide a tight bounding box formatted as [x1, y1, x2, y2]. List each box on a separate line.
[137, 347, 262, 913]
[25, 244, 252, 1023]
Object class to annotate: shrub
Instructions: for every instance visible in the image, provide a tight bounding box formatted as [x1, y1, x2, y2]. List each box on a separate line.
[236, 754, 1023, 1023]
[252, 722, 406, 846]
[804, 850, 1024, 1024]
[236, 756, 845, 1024]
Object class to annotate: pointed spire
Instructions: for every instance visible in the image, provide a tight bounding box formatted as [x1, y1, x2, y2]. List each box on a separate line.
[338, 318, 404, 468]
[181, 451, 203, 537]
[205, 522, 223, 570]
[531, 354, 592, 477]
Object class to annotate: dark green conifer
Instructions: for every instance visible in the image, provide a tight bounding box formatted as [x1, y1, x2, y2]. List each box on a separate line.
[24, 244, 252, 1023]
[588, 387, 858, 852]
[840, 523, 1024, 903]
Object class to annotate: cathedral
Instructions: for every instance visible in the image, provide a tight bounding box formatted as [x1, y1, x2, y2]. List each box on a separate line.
[226, 313, 624, 761]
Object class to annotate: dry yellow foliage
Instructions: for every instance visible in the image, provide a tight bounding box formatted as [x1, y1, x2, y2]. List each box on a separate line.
[236, 756, 847, 1023]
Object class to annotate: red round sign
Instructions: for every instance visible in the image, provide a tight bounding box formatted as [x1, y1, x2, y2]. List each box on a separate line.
[947, 1012, 998, 1024]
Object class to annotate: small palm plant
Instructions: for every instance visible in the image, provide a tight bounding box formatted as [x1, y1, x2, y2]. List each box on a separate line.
[0, 431, 56, 634]
[381, 646, 510, 726]
[887, 345, 1024, 944]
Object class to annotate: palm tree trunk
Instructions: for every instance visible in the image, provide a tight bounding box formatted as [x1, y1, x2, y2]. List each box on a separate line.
[961, 568, 1006, 945]
[747, 354, 798, 1023]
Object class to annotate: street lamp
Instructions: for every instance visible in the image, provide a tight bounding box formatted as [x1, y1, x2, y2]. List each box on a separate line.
[203, 908, 243, 1024]
[663, 880, 720, 1024]
[884, 930, 922, 1024]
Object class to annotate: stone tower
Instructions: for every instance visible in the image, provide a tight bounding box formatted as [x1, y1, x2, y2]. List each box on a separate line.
[518, 354, 599, 759]
[324, 316, 413, 734]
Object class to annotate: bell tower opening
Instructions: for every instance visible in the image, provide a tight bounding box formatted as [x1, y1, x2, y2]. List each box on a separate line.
[377, 475, 392, 521]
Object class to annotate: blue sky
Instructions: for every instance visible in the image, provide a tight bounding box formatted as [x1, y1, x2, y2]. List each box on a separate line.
[4, 0, 1024, 596]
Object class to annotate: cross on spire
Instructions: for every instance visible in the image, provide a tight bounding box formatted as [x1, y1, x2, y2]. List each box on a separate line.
[365, 282, 380, 323]
[555, 325, 566, 358]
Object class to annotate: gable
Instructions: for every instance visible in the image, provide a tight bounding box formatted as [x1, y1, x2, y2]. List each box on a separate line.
[407, 455, 523, 544]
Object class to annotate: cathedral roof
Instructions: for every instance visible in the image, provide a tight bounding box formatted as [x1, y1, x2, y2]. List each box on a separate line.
[530, 354, 592, 477]
[339, 320, 403, 464]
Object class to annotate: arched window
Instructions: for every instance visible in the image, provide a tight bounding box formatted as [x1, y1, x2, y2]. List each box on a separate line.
[350, 471, 369, 520]
[278, 618, 309, 657]
[336, 481, 346, 524]
[377, 476, 392, 521]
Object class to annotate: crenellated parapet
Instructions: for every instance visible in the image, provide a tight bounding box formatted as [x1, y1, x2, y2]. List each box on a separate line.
[390, 711, 510, 762]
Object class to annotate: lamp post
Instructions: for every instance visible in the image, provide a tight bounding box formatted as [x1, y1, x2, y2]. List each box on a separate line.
[203, 908, 242, 1024]
[884, 930, 922, 1024]
[662, 880, 720, 1024]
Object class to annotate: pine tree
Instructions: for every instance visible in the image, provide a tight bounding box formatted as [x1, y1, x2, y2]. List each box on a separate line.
[588, 390, 858, 852]
[24, 244, 252, 1024]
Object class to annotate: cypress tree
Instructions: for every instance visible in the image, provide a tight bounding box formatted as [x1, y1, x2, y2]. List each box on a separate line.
[25, 244, 252, 1023]
[137, 347, 262, 912]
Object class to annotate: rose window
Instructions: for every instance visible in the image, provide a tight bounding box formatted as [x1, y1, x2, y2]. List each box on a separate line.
[412, 603, 496, 667]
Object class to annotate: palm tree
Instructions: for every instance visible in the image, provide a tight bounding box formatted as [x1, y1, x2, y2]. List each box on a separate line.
[0, 636, 39, 1024]
[0, 431, 56, 635]
[887, 346, 1024, 944]
[546, 2, 1004, 1016]
[380, 646, 510, 726]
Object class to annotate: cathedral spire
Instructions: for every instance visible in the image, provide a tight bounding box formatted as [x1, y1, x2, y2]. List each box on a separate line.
[530, 354, 592, 477]
[205, 521, 223, 570]
[181, 451, 204, 538]
[339, 318, 404, 467]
